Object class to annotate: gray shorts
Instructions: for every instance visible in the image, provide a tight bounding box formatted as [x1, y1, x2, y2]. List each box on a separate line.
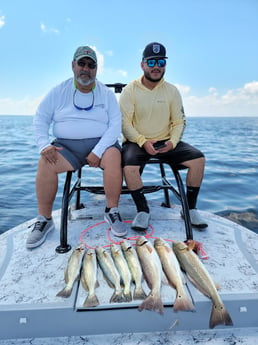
[52, 138, 121, 171]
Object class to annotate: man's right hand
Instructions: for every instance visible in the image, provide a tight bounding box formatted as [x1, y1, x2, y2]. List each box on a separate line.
[41, 145, 63, 165]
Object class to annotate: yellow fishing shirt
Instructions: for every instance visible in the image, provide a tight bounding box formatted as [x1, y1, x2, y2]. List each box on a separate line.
[120, 76, 186, 148]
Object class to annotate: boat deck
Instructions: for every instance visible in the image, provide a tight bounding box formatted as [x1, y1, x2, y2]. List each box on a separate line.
[0, 199, 258, 339]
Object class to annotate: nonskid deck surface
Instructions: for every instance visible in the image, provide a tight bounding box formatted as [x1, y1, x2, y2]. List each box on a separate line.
[0, 199, 258, 339]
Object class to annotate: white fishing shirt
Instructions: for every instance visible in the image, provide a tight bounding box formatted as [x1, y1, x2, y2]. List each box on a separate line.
[33, 78, 121, 158]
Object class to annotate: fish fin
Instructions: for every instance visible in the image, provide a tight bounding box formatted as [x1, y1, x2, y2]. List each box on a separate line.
[164, 246, 171, 254]
[124, 291, 133, 302]
[56, 286, 73, 298]
[173, 291, 195, 312]
[209, 303, 233, 329]
[64, 267, 69, 284]
[110, 290, 126, 303]
[215, 282, 221, 290]
[181, 271, 187, 284]
[186, 240, 196, 251]
[186, 273, 211, 298]
[146, 244, 153, 254]
[83, 293, 100, 308]
[80, 275, 89, 291]
[162, 273, 169, 285]
[133, 286, 147, 300]
[138, 293, 164, 315]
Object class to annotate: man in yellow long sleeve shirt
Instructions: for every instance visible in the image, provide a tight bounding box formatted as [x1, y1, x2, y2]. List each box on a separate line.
[120, 42, 207, 231]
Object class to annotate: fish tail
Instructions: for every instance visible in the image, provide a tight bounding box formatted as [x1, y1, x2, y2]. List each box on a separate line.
[173, 292, 195, 312]
[110, 290, 126, 303]
[56, 286, 73, 298]
[138, 293, 164, 315]
[133, 286, 147, 300]
[123, 289, 132, 302]
[209, 303, 233, 329]
[83, 293, 100, 308]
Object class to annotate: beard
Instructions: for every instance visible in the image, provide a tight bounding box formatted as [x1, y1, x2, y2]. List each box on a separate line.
[76, 72, 96, 86]
[144, 69, 165, 83]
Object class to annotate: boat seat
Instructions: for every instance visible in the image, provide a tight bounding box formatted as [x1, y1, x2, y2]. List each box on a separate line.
[55, 82, 193, 253]
[56, 159, 193, 253]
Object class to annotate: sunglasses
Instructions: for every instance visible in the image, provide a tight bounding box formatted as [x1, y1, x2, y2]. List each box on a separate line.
[144, 58, 166, 68]
[73, 89, 94, 111]
[77, 60, 97, 69]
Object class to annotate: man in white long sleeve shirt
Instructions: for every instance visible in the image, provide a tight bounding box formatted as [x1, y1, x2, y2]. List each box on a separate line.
[27, 46, 126, 249]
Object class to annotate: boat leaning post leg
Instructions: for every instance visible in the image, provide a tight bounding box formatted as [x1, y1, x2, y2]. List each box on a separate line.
[56, 171, 72, 253]
[170, 165, 193, 241]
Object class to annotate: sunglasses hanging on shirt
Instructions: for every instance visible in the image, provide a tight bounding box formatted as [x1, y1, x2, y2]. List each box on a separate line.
[73, 88, 94, 111]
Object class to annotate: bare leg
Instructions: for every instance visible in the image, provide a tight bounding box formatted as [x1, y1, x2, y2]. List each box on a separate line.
[100, 147, 123, 208]
[182, 157, 205, 187]
[36, 153, 74, 218]
[123, 165, 142, 190]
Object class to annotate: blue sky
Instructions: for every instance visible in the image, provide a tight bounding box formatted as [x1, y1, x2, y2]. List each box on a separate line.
[0, 0, 257, 116]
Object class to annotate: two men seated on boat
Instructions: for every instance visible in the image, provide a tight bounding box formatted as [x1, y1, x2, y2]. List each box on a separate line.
[26, 43, 207, 250]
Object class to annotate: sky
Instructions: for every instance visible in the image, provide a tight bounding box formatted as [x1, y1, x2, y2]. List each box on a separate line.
[0, 0, 257, 117]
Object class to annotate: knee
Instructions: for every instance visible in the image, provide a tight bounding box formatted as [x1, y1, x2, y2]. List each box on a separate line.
[123, 165, 141, 176]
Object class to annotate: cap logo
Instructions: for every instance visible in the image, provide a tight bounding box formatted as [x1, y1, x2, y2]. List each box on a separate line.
[153, 44, 160, 54]
[84, 50, 91, 54]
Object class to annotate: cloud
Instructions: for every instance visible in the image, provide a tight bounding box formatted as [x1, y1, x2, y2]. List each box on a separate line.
[105, 50, 113, 56]
[118, 70, 128, 78]
[40, 22, 60, 34]
[92, 46, 104, 74]
[182, 81, 258, 116]
[0, 96, 43, 115]
[0, 15, 5, 28]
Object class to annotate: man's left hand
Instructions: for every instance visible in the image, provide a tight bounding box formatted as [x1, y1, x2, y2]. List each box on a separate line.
[86, 152, 101, 167]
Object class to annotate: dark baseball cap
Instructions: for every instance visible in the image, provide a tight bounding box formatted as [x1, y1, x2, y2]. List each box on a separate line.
[142, 42, 167, 60]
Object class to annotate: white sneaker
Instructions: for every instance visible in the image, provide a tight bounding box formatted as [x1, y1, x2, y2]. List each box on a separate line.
[131, 212, 150, 231]
[182, 209, 208, 229]
[104, 207, 127, 237]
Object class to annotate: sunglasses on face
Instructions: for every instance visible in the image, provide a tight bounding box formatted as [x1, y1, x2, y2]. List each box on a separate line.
[77, 60, 97, 69]
[144, 58, 166, 68]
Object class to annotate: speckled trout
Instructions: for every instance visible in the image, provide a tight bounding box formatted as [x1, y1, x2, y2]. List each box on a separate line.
[154, 238, 195, 312]
[80, 248, 99, 307]
[111, 243, 132, 302]
[173, 241, 233, 328]
[56, 245, 84, 298]
[121, 239, 147, 300]
[96, 246, 126, 303]
[136, 236, 164, 314]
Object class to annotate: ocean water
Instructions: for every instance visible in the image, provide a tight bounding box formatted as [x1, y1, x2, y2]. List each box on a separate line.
[0, 115, 257, 234]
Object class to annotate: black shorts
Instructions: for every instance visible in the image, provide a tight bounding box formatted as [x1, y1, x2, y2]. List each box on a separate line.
[122, 141, 204, 168]
[52, 138, 121, 171]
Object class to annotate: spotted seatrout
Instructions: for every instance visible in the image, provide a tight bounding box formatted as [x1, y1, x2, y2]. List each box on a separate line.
[136, 236, 164, 314]
[80, 248, 99, 307]
[96, 246, 126, 303]
[56, 245, 84, 298]
[173, 241, 233, 329]
[121, 239, 147, 300]
[111, 243, 132, 302]
[154, 238, 195, 312]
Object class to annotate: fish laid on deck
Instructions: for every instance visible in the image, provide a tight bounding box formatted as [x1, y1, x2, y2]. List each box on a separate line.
[96, 246, 126, 303]
[173, 241, 233, 329]
[56, 245, 84, 298]
[111, 243, 132, 302]
[154, 238, 195, 312]
[121, 239, 147, 300]
[80, 248, 100, 308]
[136, 236, 164, 314]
